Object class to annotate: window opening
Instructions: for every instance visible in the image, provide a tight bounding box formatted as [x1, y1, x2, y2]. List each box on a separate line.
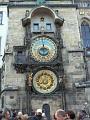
[33, 23, 39, 31]
[81, 21, 90, 48]
[46, 23, 51, 31]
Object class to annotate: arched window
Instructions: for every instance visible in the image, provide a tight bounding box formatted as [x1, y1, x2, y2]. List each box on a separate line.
[81, 21, 90, 48]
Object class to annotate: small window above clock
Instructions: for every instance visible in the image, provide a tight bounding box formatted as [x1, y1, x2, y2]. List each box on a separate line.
[33, 23, 39, 31]
[46, 23, 52, 31]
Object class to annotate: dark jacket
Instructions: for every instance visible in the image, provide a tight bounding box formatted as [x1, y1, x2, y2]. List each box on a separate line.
[31, 115, 47, 120]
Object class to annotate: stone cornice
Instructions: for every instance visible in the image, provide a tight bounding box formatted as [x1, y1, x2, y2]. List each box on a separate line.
[0, 2, 77, 8]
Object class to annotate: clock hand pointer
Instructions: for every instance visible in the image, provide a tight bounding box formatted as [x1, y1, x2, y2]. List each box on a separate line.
[42, 39, 45, 55]
[42, 39, 44, 47]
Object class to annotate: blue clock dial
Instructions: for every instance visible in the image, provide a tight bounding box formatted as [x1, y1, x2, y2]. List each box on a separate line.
[39, 47, 49, 56]
[30, 36, 57, 62]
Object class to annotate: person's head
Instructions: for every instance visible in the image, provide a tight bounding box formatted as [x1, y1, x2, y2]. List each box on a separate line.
[54, 109, 66, 120]
[13, 111, 17, 117]
[17, 111, 23, 120]
[77, 110, 87, 120]
[18, 111, 22, 116]
[36, 109, 42, 116]
[4, 111, 10, 119]
[65, 110, 75, 120]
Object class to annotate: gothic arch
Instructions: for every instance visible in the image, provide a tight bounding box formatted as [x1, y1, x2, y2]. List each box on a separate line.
[81, 17, 90, 48]
[81, 17, 90, 25]
[30, 5, 64, 24]
[22, 5, 64, 26]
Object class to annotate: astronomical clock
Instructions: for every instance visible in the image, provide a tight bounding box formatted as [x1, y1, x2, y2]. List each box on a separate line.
[28, 35, 62, 94]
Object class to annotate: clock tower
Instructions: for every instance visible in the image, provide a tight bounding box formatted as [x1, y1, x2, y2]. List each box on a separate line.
[22, 5, 64, 116]
[1, 0, 87, 117]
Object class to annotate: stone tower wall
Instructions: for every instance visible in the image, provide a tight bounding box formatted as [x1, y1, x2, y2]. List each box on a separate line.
[2, 5, 86, 112]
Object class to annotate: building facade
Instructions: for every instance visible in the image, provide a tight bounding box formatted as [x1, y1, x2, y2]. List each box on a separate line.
[1, 0, 90, 117]
[0, 5, 8, 68]
[0, 5, 8, 109]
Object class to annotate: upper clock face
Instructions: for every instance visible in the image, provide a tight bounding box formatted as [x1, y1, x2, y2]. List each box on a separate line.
[30, 36, 57, 62]
[33, 70, 58, 94]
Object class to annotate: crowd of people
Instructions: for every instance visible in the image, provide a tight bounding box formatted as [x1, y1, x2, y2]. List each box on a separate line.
[0, 107, 90, 120]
